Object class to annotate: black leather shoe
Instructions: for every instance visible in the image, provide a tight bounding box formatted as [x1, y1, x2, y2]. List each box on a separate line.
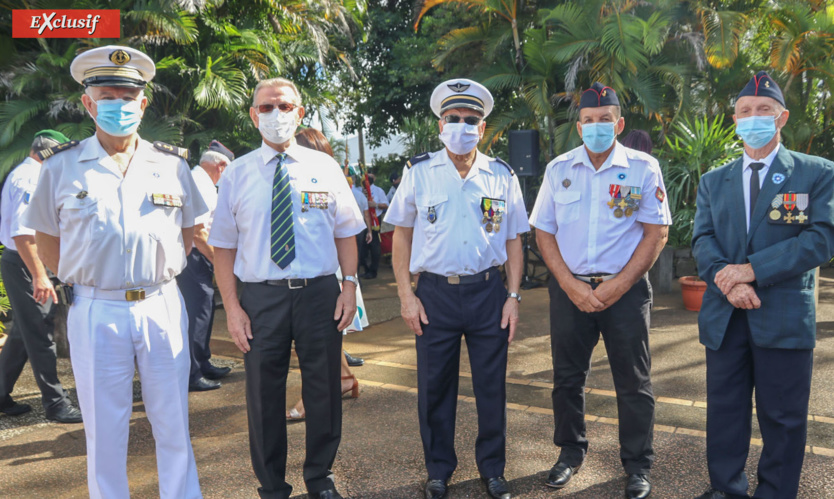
[202, 364, 231, 380]
[360, 272, 377, 280]
[46, 405, 82, 424]
[344, 351, 364, 367]
[0, 396, 31, 416]
[425, 478, 447, 499]
[483, 476, 511, 499]
[545, 462, 580, 489]
[189, 377, 221, 392]
[310, 489, 343, 499]
[694, 489, 736, 499]
[626, 474, 651, 499]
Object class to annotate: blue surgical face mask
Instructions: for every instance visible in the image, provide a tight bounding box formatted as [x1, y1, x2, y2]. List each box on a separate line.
[90, 97, 144, 137]
[735, 115, 779, 149]
[580, 122, 616, 154]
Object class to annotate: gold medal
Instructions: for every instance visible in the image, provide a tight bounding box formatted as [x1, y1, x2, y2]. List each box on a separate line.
[614, 207, 624, 218]
[625, 207, 633, 217]
[485, 222, 493, 232]
[494, 223, 500, 233]
[797, 211, 808, 224]
[769, 209, 781, 221]
[482, 212, 489, 224]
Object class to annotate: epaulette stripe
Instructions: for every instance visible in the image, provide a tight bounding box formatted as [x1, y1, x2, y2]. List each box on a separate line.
[36, 140, 80, 162]
[406, 152, 430, 170]
[495, 157, 515, 176]
[153, 141, 190, 161]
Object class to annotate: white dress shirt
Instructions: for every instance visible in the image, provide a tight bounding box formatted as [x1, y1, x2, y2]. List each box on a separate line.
[191, 165, 218, 231]
[384, 149, 529, 275]
[23, 135, 207, 289]
[0, 157, 41, 251]
[208, 141, 365, 282]
[743, 144, 780, 232]
[351, 188, 369, 212]
[529, 142, 672, 275]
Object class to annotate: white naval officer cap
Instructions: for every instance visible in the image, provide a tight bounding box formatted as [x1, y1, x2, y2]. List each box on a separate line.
[430, 78, 494, 118]
[70, 45, 156, 88]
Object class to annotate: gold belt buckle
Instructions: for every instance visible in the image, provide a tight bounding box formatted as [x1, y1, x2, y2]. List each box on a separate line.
[125, 289, 145, 301]
[447, 275, 461, 285]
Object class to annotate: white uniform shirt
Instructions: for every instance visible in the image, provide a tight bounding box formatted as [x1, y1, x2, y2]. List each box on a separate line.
[191, 165, 218, 231]
[529, 142, 672, 275]
[23, 136, 207, 289]
[352, 188, 369, 212]
[387, 185, 397, 203]
[384, 149, 530, 276]
[208, 142, 365, 282]
[742, 143, 780, 232]
[0, 157, 41, 251]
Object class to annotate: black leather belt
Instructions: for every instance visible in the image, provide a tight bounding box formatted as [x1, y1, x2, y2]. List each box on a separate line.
[262, 274, 332, 289]
[421, 267, 498, 285]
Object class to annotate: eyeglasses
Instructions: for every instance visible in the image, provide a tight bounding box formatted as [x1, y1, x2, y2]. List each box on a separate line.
[443, 115, 483, 126]
[255, 103, 297, 114]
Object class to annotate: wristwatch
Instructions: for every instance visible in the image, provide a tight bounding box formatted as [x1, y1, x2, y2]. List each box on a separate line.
[343, 275, 358, 286]
[507, 292, 521, 303]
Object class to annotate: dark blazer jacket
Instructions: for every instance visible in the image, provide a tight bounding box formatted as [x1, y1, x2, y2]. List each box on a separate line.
[692, 145, 834, 350]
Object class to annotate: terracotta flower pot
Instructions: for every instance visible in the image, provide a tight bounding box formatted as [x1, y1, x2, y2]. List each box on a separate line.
[679, 276, 707, 312]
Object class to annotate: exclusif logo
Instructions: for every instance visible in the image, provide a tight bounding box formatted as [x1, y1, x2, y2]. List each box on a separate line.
[12, 10, 120, 38]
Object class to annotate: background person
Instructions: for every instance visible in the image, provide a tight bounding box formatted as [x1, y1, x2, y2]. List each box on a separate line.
[176, 140, 235, 392]
[0, 129, 83, 424]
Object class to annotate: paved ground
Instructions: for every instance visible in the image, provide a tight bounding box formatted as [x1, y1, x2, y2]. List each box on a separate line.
[2, 266, 834, 498]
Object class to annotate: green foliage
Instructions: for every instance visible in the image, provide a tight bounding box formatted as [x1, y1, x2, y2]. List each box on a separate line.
[658, 114, 741, 247]
[0, 246, 9, 332]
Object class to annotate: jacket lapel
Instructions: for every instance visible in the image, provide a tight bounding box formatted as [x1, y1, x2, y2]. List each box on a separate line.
[747, 146, 794, 243]
[724, 159, 747, 251]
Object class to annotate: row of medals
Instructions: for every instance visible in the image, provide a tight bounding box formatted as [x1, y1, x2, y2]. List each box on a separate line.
[607, 185, 641, 218]
[482, 210, 503, 233]
[769, 193, 808, 224]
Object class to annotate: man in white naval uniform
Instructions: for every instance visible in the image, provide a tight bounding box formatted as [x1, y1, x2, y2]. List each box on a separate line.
[23, 45, 207, 499]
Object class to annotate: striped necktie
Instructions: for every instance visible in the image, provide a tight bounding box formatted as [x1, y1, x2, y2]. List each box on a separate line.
[270, 153, 295, 268]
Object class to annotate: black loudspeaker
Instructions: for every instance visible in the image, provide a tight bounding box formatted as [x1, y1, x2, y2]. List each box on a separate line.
[508, 130, 540, 177]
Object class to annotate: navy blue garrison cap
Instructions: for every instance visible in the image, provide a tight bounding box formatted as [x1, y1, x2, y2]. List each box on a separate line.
[737, 71, 785, 107]
[579, 82, 620, 109]
[207, 140, 234, 161]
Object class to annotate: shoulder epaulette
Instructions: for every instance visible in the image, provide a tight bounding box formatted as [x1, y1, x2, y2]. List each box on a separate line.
[37, 140, 79, 161]
[153, 141, 190, 161]
[406, 152, 430, 169]
[494, 157, 515, 176]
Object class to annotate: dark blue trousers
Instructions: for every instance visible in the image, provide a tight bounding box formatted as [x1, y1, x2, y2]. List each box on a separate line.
[706, 309, 813, 499]
[175, 248, 216, 384]
[415, 268, 508, 481]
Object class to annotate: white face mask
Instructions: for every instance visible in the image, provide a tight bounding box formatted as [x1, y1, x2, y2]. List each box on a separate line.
[258, 108, 298, 144]
[439, 123, 480, 155]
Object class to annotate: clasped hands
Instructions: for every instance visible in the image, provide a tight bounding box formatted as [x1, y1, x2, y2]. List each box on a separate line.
[565, 277, 628, 313]
[714, 263, 761, 309]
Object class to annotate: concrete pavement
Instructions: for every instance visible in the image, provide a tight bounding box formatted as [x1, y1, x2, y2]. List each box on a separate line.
[1, 267, 833, 498]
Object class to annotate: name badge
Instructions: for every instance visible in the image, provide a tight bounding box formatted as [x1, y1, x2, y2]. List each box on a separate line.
[152, 193, 183, 208]
[302, 191, 329, 212]
[768, 193, 810, 225]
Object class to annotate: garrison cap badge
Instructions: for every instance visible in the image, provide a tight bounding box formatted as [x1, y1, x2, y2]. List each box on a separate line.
[430, 78, 494, 118]
[737, 71, 785, 107]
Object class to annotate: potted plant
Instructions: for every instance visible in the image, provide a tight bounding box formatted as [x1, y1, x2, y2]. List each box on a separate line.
[659, 115, 740, 311]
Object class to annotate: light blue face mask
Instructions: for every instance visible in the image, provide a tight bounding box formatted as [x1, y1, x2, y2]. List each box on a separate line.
[581, 122, 616, 154]
[735, 115, 779, 149]
[91, 98, 144, 137]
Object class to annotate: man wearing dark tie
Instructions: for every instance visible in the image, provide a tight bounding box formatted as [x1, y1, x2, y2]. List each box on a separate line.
[692, 71, 834, 499]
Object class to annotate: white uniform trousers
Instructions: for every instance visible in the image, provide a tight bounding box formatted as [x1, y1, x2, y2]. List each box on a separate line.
[68, 280, 202, 499]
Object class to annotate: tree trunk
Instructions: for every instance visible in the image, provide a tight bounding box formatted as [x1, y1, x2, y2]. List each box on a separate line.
[357, 125, 367, 166]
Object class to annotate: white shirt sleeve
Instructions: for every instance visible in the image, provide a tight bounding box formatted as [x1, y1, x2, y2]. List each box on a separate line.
[207, 169, 238, 248]
[8, 176, 36, 239]
[21, 161, 59, 237]
[383, 166, 417, 227]
[528, 163, 558, 234]
[333, 174, 365, 238]
[505, 174, 530, 239]
[179, 159, 206, 229]
[635, 164, 673, 226]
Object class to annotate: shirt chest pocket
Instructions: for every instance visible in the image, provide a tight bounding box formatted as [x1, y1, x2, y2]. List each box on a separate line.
[60, 196, 106, 239]
[554, 191, 581, 226]
[144, 191, 184, 239]
[416, 193, 449, 235]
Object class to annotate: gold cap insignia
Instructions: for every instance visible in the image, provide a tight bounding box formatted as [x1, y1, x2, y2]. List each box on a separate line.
[764, 80, 771, 88]
[110, 49, 130, 65]
[601, 90, 607, 97]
